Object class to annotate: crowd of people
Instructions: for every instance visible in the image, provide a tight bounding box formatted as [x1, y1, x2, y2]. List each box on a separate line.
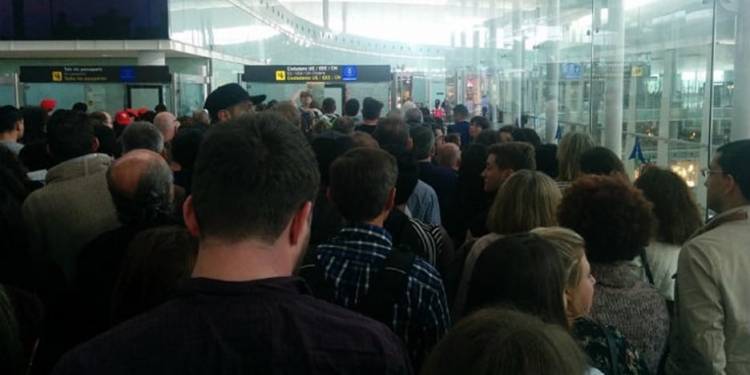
[0, 82, 749, 375]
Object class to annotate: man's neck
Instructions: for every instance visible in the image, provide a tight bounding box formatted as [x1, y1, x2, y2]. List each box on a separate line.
[719, 198, 750, 214]
[361, 119, 378, 126]
[0, 132, 18, 142]
[192, 238, 293, 282]
[419, 157, 432, 163]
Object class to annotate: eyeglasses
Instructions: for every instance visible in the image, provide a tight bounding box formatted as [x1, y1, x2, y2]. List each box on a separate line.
[701, 168, 725, 177]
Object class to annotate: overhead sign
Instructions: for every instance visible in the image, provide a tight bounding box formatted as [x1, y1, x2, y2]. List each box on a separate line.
[562, 63, 582, 80]
[19, 66, 171, 83]
[243, 65, 391, 83]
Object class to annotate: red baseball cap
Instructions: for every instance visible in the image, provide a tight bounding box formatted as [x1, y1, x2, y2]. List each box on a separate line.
[138, 107, 149, 115]
[115, 110, 133, 126]
[40, 99, 57, 112]
[126, 108, 138, 118]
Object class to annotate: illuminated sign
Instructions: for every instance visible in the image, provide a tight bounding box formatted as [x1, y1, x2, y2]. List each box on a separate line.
[243, 65, 391, 83]
[19, 66, 171, 83]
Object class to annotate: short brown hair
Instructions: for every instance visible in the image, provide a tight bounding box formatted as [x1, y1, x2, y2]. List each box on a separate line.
[421, 308, 589, 375]
[557, 131, 595, 182]
[329, 148, 397, 222]
[488, 142, 536, 172]
[487, 170, 560, 234]
[558, 175, 655, 263]
[634, 167, 703, 245]
[272, 101, 301, 128]
[191, 112, 319, 242]
[332, 116, 355, 134]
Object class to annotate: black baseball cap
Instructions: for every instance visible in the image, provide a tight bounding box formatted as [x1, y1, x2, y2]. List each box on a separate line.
[203, 83, 266, 123]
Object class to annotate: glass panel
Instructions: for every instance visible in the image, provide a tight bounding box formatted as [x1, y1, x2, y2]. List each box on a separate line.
[167, 0, 749, 212]
[177, 82, 204, 117]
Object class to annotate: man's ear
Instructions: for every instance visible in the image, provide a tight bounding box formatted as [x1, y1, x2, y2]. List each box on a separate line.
[326, 187, 336, 209]
[502, 168, 514, 181]
[407, 138, 414, 150]
[92, 137, 100, 153]
[725, 174, 740, 196]
[217, 109, 231, 122]
[183, 196, 201, 238]
[289, 201, 313, 246]
[384, 187, 396, 211]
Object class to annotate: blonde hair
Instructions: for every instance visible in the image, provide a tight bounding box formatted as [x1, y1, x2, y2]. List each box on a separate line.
[557, 132, 596, 182]
[531, 227, 585, 289]
[487, 170, 561, 235]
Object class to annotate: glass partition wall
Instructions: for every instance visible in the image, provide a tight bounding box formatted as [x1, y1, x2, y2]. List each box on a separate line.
[272, 0, 741, 213]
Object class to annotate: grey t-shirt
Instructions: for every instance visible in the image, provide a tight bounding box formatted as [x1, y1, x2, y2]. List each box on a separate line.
[0, 140, 24, 155]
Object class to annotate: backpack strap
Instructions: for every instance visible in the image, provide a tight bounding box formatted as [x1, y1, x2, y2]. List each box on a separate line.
[297, 246, 337, 303]
[356, 246, 416, 326]
[603, 326, 620, 374]
[640, 249, 655, 285]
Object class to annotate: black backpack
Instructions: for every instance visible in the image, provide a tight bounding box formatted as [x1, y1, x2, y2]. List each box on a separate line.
[298, 245, 416, 327]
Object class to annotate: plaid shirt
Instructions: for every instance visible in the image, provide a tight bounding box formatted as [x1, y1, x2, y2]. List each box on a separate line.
[315, 222, 451, 366]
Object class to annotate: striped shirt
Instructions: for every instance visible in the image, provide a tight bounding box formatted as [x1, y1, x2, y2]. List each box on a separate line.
[315, 222, 451, 367]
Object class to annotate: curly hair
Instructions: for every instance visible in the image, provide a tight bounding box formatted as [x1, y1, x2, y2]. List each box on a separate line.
[557, 175, 655, 263]
[634, 167, 703, 245]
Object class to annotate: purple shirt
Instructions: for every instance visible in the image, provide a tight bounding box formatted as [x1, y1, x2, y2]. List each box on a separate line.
[53, 277, 412, 375]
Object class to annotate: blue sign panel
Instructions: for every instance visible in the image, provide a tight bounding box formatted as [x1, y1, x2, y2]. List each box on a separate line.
[342, 65, 358, 81]
[563, 63, 582, 80]
[120, 66, 136, 82]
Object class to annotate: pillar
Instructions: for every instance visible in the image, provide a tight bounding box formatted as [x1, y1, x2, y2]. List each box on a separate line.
[603, 0, 625, 156]
[657, 50, 676, 167]
[512, 0, 523, 125]
[733, 0, 750, 140]
[545, 0, 561, 142]
[323, 0, 330, 30]
[624, 71, 639, 177]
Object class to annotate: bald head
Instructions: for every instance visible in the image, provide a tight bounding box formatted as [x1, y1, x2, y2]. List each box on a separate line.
[153, 112, 178, 142]
[437, 142, 461, 170]
[107, 150, 173, 223]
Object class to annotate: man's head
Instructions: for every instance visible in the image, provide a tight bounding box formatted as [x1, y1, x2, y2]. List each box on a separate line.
[203, 83, 265, 124]
[322, 97, 337, 115]
[153, 112, 179, 143]
[90, 111, 112, 129]
[499, 125, 515, 143]
[438, 142, 461, 170]
[0, 105, 24, 140]
[405, 108, 424, 124]
[706, 140, 750, 213]
[171, 126, 207, 171]
[71, 102, 88, 114]
[362, 97, 384, 121]
[120, 121, 164, 155]
[374, 116, 411, 155]
[107, 150, 173, 224]
[344, 98, 360, 117]
[470, 116, 490, 139]
[328, 148, 397, 223]
[453, 104, 469, 121]
[332, 116, 356, 134]
[482, 142, 536, 192]
[300, 91, 313, 108]
[184, 112, 319, 255]
[312, 130, 354, 187]
[154, 103, 168, 113]
[411, 125, 436, 161]
[47, 111, 98, 163]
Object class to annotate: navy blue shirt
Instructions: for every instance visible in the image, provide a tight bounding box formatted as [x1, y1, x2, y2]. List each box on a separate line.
[447, 121, 471, 148]
[53, 277, 412, 375]
[417, 161, 463, 243]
